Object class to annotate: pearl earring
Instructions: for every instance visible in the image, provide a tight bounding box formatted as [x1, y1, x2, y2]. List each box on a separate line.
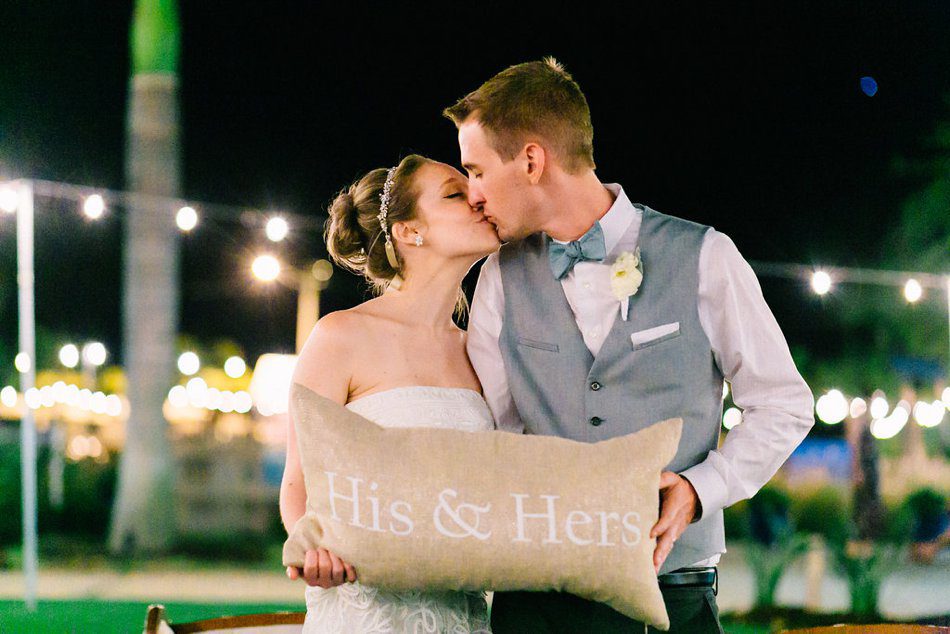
[414, 234, 424, 247]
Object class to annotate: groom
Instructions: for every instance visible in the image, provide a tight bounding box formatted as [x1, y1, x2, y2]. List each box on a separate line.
[445, 59, 815, 633]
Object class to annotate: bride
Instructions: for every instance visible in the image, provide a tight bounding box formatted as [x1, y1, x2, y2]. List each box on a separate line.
[280, 154, 501, 633]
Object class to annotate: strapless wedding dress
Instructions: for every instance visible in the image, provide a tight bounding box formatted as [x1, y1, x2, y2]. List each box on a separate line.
[302, 386, 494, 634]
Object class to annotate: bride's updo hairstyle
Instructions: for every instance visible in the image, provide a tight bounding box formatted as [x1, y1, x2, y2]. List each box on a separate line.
[326, 154, 429, 293]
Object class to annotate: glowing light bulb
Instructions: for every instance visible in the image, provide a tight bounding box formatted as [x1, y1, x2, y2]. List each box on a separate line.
[870, 396, 889, 420]
[811, 271, 832, 296]
[224, 356, 246, 378]
[0, 184, 18, 213]
[904, 279, 923, 303]
[177, 352, 200, 376]
[266, 216, 289, 242]
[252, 255, 281, 282]
[83, 194, 105, 219]
[849, 397, 867, 419]
[82, 342, 107, 367]
[816, 389, 848, 424]
[176, 206, 198, 232]
[59, 344, 80, 369]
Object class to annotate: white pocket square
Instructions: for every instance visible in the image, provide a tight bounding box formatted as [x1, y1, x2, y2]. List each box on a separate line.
[629, 322, 680, 347]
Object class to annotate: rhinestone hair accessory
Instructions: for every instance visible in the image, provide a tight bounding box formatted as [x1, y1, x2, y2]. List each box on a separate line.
[377, 166, 400, 270]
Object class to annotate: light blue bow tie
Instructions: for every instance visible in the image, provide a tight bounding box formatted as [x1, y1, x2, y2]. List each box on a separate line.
[548, 223, 607, 280]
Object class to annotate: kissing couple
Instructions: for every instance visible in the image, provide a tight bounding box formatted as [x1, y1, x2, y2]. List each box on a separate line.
[280, 58, 815, 633]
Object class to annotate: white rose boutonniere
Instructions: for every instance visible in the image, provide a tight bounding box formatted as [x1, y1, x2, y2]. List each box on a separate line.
[610, 248, 643, 321]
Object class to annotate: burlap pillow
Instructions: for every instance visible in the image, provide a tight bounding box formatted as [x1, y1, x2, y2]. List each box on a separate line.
[283, 383, 682, 630]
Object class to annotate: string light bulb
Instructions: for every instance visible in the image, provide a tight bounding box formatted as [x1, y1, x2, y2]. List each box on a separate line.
[83, 194, 106, 219]
[266, 216, 289, 242]
[904, 279, 923, 303]
[176, 206, 198, 232]
[811, 271, 832, 295]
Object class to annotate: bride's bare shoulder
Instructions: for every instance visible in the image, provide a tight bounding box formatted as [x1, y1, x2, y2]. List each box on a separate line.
[293, 307, 374, 397]
[301, 306, 371, 346]
[298, 299, 393, 352]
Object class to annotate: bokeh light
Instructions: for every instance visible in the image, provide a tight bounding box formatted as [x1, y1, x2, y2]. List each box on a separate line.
[83, 194, 105, 219]
[252, 254, 281, 282]
[176, 206, 198, 232]
[177, 351, 200, 376]
[265, 216, 289, 242]
[59, 344, 80, 369]
[0, 184, 18, 213]
[224, 356, 247, 378]
[1, 386, 17, 408]
[14, 352, 31, 373]
[903, 279, 922, 303]
[870, 396, 890, 420]
[811, 271, 832, 295]
[82, 342, 107, 367]
[816, 389, 848, 424]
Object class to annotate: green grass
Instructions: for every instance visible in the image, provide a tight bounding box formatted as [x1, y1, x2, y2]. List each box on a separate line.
[1, 600, 939, 633]
[1, 539, 289, 574]
[721, 623, 769, 634]
[0, 600, 775, 634]
[0, 600, 306, 634]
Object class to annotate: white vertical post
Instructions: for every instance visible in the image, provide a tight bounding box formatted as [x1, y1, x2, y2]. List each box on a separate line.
[16, 180, 38, 611]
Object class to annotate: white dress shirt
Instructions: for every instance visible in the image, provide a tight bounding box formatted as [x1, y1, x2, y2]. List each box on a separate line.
[466, 184, 815, 567]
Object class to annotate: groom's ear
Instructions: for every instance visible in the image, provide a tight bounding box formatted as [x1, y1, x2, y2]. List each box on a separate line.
[523, 142, 546, 185]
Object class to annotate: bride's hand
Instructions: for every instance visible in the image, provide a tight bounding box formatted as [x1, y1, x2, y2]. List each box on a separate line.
[290, 548, 357, 588]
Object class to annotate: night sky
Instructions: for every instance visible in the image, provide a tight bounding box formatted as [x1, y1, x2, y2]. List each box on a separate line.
[1, 1, 949, 368]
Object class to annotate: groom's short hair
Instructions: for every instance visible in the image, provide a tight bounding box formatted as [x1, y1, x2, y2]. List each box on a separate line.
[443, 57, 595, 173]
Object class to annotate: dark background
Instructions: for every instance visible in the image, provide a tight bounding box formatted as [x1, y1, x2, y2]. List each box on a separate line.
[1, 1, 948, 368]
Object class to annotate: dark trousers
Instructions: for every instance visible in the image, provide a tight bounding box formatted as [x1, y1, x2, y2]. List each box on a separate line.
[490, 586, 724, 634]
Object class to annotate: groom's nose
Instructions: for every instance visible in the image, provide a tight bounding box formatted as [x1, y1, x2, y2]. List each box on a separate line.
[467, 182, 486, 209]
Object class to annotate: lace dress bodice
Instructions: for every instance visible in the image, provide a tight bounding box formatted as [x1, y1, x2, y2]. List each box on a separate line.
[302, 386, 494, 634]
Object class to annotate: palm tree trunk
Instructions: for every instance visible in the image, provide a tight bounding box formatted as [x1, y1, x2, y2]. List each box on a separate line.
[108, 0, 181, 554]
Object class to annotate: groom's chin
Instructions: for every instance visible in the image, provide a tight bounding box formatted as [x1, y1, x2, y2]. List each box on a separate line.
[497, 227, 527, 243]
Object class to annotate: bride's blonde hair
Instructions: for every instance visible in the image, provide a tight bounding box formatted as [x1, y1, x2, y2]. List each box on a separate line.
[325, 155, 429, 294]
[325, 155, 469, 318]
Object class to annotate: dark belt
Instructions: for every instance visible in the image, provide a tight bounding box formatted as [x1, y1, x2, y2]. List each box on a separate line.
[658, 567, 718, 595]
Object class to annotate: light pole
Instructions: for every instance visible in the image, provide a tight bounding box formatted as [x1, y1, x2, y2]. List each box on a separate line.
[4, 180, 39, 611]
[251, 256, 333, 353]
[81, 341, 108, 388]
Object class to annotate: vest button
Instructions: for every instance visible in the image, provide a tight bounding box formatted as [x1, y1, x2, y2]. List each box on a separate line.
[590, 381, 602, 391]
[589, 416, 603, 427]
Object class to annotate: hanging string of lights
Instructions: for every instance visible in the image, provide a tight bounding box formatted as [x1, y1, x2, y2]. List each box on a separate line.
[2, 177, 948, 436]
[1, 177, 324, 231]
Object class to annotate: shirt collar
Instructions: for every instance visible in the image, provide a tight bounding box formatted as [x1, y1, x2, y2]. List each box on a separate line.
[547, 183, 638, 255]
[599, 183, 638, 255]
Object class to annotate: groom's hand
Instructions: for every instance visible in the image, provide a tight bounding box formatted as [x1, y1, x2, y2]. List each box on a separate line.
[650, 472, 699, 573]
[289, 548, 357, 588]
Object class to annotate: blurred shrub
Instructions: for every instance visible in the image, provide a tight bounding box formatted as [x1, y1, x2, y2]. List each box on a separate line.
[0, 442, 21, 545]
[58, 454, 117, 537]
[881, 497, 915, 544]
[748, 484, 793, 546]
[174, 531, 270, 562]
[744, 483, 810, 608]
[904, 487, 948, 542]
[0, 440, 117, 546]
[791, 484, 851, 545]
[723, 499, 750, 540]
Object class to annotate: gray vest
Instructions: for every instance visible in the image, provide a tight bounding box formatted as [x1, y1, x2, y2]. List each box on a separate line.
[497, 205, 725, 574]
